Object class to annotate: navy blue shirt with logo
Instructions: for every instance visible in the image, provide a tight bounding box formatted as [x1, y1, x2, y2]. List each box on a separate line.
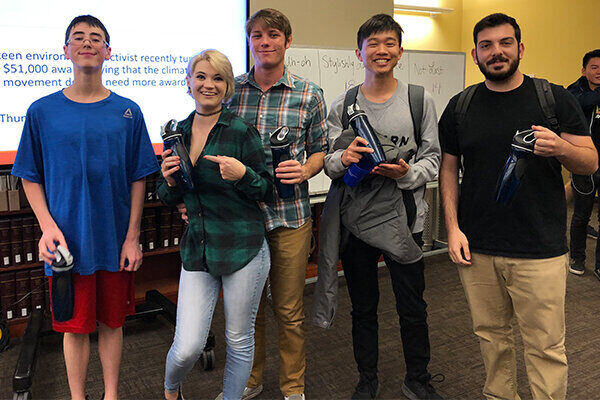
[12, 90, 159, 276]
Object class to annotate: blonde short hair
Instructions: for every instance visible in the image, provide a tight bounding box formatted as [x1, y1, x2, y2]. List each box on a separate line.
[186, 49, 235, 102]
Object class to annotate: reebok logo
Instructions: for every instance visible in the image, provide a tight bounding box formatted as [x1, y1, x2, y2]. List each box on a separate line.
[123, 108, 133, 118]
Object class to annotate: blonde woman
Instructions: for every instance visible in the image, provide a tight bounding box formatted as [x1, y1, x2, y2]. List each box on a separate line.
[158, 49, 272, 400]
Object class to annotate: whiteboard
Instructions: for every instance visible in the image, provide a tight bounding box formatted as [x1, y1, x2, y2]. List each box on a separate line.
[285, 47, 465, 195]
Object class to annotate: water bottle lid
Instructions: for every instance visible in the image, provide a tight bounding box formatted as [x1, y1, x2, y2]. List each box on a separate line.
[348, 108, 366, 123]
[270, 126, 290, 146]
[512, 129, 536, 153]
[161, 119, 182, 141]
[52, 246, 74, 271]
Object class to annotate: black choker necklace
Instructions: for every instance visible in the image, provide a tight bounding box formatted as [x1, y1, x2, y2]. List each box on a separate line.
[195, 108, 222, 117]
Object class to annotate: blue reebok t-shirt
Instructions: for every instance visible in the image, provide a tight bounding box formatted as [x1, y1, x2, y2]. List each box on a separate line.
[12, 90, 159, 276]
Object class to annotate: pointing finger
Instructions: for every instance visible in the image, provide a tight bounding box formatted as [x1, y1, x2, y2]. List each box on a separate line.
[203, 155, 222, 163]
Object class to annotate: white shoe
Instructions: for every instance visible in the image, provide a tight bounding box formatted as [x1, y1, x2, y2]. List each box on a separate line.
[284, 394, 305, 400]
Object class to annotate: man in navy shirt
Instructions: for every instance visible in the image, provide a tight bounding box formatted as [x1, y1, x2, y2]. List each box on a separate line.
[567, 49, 600, 277]
[12, 15, 158, 400]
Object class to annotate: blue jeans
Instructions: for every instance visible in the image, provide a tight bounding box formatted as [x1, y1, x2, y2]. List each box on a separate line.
[164, 239, 270, 400]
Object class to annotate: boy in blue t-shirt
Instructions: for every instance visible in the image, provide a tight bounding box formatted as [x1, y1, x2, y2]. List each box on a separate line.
[11, 15, 158, 400]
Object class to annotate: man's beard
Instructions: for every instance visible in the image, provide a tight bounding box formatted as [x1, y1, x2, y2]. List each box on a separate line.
[477, 54, 520, 82]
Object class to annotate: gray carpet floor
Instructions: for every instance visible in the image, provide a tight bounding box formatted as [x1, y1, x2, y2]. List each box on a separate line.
[1, 240, 600, 399]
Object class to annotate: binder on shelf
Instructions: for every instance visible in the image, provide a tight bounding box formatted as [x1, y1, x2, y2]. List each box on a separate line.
[145, 228, 157, 251]
[22, 216, 34, 240]
[0, 175, 8, 211]
[145, 172, 161, 202]
[138, 231, 146, 251]
[159, 228, 170, 248]
[33, 222, 42, 240]
[11, 242, 23, 265]
[0, 243, 10, 267]
[159, 208, 171, 226]
[29, 268, 45, 311]
[0, 219, 10, 267]
[159, 208, 171, 248]
[7, 175, 21, 211]
[10, 217, 23, 265]
[23, 241, 35, 264]
[7, 190, 20, 211]
[33, 222, 43, 262]
[0, 271, 16, 320]
[22, 216, 35, 263]
[15, 270, 30, 318]
[143, 210, 157, 251]
[145, 174, 156, 202]
[10, 217, 22, 241]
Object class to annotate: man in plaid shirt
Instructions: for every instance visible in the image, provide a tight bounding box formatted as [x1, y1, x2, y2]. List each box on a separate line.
[228, 8, 328, 400]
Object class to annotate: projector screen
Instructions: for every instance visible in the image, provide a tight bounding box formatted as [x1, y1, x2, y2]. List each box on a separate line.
[0, 0, 248, 163]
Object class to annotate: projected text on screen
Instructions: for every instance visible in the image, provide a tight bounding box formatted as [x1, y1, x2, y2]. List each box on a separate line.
[0, 1, 248, 160]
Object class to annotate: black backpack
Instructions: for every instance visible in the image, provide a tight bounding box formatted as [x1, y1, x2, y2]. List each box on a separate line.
[341, 84, 425, 231]
[454, 78, 559, 133]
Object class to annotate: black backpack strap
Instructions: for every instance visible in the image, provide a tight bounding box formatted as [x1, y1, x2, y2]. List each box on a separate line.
[404, 84, 425, 231]
[408, 84, 425, 147]
[454, 83, 480, 127]
[532, 78, 560, 133]
[341, 85, 361, 130]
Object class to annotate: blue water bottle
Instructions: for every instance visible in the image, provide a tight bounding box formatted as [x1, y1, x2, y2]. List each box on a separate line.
[495, 129, 537, 204]
[270, 126, 295, 199]
[343, 106, 387, 187]
[161, 119, 195, 191]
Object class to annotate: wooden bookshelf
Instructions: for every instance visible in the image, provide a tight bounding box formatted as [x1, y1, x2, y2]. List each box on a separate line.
[2, 261, 43, 273]
[0, 207, 33, 217]
[134, 277, 180, 304]
[2, 196, 326, 338]
[0, 246, 181, 274]
[7, 315, 29, 337]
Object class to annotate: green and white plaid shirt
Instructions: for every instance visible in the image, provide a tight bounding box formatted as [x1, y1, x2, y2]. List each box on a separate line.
[157, 108, 272, 276]
[229, 67, 328, 231]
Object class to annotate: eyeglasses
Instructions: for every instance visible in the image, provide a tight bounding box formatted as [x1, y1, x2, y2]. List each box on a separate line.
[66, 35, 109, 49]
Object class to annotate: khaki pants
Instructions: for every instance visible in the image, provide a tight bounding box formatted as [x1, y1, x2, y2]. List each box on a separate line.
[458, 252, 568, 400]
[247, 220, 312, 396]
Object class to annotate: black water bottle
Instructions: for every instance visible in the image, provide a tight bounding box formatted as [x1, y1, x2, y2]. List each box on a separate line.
[270, 126, 295, 199]
[343, 106, 387, 187]
[51, 246, 74, 322]
[161, 119, 195, 191]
